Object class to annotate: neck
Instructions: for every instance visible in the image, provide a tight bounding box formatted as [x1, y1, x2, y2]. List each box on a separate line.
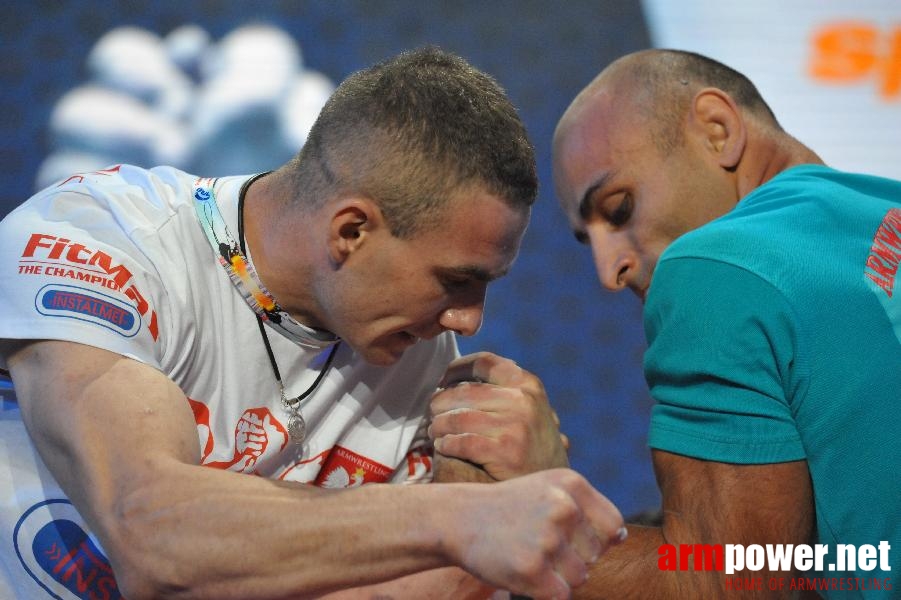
[736, 129, 825, 200]
[241, 171, 325, 329]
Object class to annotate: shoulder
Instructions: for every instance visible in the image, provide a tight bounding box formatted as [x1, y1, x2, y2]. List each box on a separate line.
[661, 164, 901, 276]
[660, 166, 836, 270]
[3, 164, 199, 233]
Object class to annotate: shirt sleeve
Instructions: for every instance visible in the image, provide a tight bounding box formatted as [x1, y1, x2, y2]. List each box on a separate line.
[0, 190, 165, 370]
[644, 257, 806, 464]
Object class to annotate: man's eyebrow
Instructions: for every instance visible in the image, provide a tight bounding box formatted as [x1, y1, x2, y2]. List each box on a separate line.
[573, 171, 615, 244]
[578, 171, 615, 222]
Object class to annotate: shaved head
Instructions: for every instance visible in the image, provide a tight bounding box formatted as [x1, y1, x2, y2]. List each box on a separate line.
[558, 49, 780, 158]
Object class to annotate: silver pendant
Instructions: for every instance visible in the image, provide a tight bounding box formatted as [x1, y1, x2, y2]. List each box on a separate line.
[287, 411, 306, 445]
[281, 387, 306, 445]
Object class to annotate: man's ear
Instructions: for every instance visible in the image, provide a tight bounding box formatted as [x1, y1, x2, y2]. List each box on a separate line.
[326, 197, 384, 265]
[689, 88, 746, 170]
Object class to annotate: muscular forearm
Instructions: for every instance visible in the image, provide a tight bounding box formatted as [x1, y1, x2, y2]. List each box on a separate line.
[268, 456, 501, 600]
[574, 453, 816, 600]
[110, 464, 621, 600]
[572, 524, 690, 600]
[95, 462, 487, 599]
[576, 522, 804, 599]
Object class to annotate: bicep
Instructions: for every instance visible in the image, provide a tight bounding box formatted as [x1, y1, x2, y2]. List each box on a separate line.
[7, 340, 200, 523]
[654, 449, 814, 550]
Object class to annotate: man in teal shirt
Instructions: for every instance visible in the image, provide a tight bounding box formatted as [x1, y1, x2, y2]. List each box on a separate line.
[550, 48, 900, 598]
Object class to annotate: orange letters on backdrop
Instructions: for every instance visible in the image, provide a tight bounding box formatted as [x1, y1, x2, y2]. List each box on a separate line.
[810, 22, 901, 99]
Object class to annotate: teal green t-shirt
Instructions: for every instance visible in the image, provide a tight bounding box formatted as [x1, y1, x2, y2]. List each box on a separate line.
[645, 165, 900, 596]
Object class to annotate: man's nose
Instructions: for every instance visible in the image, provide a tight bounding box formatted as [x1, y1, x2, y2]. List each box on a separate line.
[439, 304, 485, 337]
[591, 233, 634, 292]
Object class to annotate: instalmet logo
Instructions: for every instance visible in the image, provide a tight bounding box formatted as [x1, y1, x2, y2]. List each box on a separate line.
[35, 284, 141, 338]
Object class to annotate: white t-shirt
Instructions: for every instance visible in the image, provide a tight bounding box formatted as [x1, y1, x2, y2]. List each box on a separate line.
[0, 164, 458, 598]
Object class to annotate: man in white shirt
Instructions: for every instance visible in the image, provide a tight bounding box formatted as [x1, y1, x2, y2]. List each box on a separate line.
[0, 47, 623, 599]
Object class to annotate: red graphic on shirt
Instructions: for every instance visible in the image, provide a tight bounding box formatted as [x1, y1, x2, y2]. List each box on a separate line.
[188, 400, 289, 473]
[865, 207, 901, 298]
[57, 164, 122, 186]
[277, 446, 393, 487]
[314, 446, 392, 487]
[187, 398, 214, 462]
[277, 449, 331, 482]
[187, 400, 395, 486]
[405, 445, 433, 482]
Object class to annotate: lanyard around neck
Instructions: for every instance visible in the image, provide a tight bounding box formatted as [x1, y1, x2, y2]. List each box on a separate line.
[191, 175, 340, 350]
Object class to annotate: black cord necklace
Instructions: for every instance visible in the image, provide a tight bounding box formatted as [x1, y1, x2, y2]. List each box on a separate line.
[237, 173, 340, 444]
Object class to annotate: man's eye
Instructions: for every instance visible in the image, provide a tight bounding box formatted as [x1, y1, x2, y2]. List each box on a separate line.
[606, 194, 633, 227]
[441, 277, 470, 291]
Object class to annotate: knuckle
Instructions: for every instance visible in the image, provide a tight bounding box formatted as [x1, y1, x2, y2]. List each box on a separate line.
[473, 351, 496, 371]
[440, 407, 469, 430]
[458, 434, 484, 457]
[429, 391, 452, 415]
[522, 402, 547, 427]
[553, 498, 581, 526]
[521, 369, 544, 390]
[558, 553, 588, 585]
[439, 433, 463, 456]
[541, 487, 581, 523]
[557, 468, 586, 489]
[429, 412, 448, 434]
[494, 354, 516, 369]
[497, 421, 527, 445]
[514, 546, 549, 578]
[445, 410, 463, 430]
[442, 432, 480, 460]
[537, 527, 565, 554]
[544, 485, 576, 513]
